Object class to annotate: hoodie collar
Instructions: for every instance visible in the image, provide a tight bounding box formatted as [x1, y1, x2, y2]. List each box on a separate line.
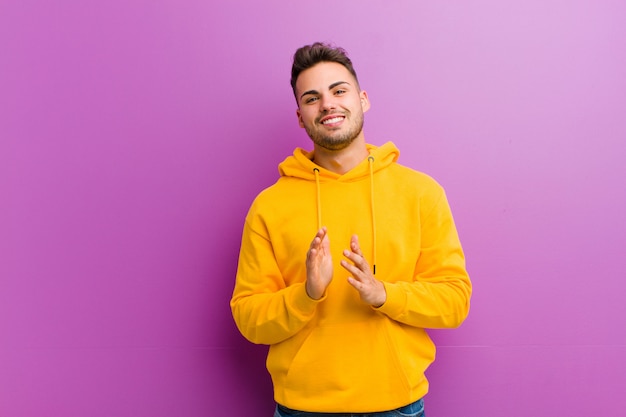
[278, 141, 400, 180]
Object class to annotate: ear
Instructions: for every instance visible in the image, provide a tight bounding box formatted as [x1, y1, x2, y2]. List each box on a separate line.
[296, 108, 305, 128]
[359, 90, 371, 113]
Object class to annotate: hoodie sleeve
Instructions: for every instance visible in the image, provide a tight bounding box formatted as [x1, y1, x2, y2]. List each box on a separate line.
[376, 189, 472, 329]
[230, 211, 321, 345]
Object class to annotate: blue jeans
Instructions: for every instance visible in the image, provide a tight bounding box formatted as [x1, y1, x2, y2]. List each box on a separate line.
[273, 398, 425, 417]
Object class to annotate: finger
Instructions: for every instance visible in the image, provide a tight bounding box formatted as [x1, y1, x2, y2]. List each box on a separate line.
[310, 227, 327, 249]
[341, 260, 372, 284]
[347, 276, 362, 289]
[343, 249, 369, 272]
[308, 241, 320, 258]
[340, 259, 360, 277]
[350, 234, 363, 256]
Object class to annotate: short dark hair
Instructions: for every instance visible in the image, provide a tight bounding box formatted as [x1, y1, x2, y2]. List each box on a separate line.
[290, 42, 360, 98]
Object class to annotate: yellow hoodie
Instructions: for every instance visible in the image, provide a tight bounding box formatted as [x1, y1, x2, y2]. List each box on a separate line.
[231, 142, 471, 413]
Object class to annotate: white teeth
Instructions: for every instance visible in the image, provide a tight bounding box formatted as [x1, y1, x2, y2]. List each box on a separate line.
[322, 117, 344, 125]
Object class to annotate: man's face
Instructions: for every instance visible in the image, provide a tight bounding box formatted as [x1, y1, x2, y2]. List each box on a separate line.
[295, 62, 370, 151]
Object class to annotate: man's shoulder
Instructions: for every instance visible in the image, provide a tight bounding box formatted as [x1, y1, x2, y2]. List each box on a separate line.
[248, 176, 309, 211]
[388, 162, 444, 190]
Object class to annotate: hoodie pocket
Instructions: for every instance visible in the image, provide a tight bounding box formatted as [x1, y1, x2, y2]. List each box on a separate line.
[281, 317, 431, 401]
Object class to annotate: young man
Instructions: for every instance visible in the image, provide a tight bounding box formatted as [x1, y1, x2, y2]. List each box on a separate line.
[231, 42, 472, 417]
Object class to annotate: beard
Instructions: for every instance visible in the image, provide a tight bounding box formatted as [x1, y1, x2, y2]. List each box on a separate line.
[304, 110, 364, 151]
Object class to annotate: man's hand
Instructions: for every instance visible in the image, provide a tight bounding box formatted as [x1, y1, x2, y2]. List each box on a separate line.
[305, 227, 333, 300]
[342, 234, 387, 307]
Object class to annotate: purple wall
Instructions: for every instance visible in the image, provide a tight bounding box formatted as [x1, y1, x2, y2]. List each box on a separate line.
[2, 1, 625, 416]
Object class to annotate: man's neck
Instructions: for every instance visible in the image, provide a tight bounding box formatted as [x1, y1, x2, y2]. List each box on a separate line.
[312, 138, 369, 175]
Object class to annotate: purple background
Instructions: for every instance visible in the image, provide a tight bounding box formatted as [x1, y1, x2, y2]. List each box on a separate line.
[2, 1, 625, 416]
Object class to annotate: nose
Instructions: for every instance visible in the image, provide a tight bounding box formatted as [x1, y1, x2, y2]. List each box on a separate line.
[319, 95, 336, 112]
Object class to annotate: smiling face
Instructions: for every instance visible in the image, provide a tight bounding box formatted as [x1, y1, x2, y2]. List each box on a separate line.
[295, 62, 370, 151]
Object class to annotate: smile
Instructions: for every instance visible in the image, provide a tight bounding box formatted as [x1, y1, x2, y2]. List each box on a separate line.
[321, 116, 345, 125]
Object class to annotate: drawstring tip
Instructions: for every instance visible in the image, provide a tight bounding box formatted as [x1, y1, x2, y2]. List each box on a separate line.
[372, 265, 376, 275]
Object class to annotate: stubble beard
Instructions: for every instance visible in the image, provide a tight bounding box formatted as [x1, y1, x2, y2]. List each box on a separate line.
[305, 111, 365, 151]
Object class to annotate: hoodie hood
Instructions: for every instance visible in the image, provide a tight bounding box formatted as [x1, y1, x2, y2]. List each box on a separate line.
[278, 142, 400, 181]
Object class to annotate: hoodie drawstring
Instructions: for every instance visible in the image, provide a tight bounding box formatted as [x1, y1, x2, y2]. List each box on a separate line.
[368, 156, 377, 275]
[313, 168, 322, 230]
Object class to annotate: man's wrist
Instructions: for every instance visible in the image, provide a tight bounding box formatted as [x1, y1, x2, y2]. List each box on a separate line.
[305, 282, 323, 300]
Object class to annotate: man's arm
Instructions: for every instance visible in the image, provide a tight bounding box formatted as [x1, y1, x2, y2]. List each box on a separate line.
[342, 191, 471, 329]
[230, 224, 332, 345]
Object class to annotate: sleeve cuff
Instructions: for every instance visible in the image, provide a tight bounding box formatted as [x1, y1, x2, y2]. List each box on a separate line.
[374, 282, 406, 319]
[289, 283, 325, 318]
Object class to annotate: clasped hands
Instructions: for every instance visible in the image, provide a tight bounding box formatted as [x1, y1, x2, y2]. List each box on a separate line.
[305, 227, 386, 308]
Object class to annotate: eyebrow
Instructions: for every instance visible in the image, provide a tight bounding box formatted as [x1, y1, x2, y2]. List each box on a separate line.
[299, 81, 352, 101]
